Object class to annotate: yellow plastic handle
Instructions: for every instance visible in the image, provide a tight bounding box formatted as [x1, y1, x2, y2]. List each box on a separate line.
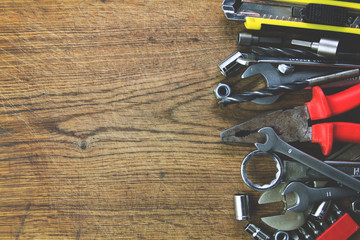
[244, 0, 360, 35]
[268, 0, 360, 10]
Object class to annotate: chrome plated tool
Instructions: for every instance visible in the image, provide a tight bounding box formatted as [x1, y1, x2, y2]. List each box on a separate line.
[218, 51, 360, 77]
[255, 127, 360, 192]
[219, 68, 359, 106]
[282, 182, 358, 212]
[257, 183, 308, 231]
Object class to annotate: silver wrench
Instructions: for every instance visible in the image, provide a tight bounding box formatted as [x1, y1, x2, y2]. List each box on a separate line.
[282, 182, 358, 212]
[255, 127, 360, 193]
[258, 183, 308, 231]
[241, 63, 332, 104]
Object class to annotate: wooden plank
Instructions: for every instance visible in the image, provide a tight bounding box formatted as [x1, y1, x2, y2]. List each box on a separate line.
[0, 0, 358, 239]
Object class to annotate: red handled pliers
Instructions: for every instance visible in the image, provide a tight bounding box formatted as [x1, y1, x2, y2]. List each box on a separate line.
[221, 83, 360, 155]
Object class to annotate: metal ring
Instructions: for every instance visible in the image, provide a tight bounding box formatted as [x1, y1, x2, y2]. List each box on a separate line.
[214, 83, 231, 99]
[241, 150, 283, 191]
[274, 230, 290, 240]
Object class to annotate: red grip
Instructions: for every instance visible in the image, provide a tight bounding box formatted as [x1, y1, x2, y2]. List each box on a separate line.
[316, 213, 359, 240]
[306, 83, 360, 120]
[312, 122, 360, 155]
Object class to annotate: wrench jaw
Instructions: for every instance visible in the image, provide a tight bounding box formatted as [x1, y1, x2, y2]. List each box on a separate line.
[282, 182, 310, 213]
[258, 183, 307, 231]
[255, 127, 278, 153]
[241, 63, 282, 105]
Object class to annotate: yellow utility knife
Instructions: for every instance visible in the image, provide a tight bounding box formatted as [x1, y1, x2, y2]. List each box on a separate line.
[222, 0, 360, 35]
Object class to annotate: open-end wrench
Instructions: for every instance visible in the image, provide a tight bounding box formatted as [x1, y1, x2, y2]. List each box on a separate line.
[282, 182, 358, 212]
[258, 183, 308, 231]
[241, 63, 332, 104]
[255, 127, 360, 193]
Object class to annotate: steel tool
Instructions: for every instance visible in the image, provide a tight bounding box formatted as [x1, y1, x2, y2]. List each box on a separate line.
[251, 46, 318, 59]
[306, 220, 321, 237]
[292, 38, 360, 62]
[352, 199, 360, 213]
[234, 193, 250, 220]
[255, 127, 360, 192]
[282, 182, 358, 212]
[273, 231, 290, 240]
[219, 51, 360, 77]
[244, 223, 271, 240]
[284, 160, 360, 182]
[214, 83, 231, 99]
[241, 150, 283, 191]
[237, 32, 282, 46]
[221, 83, 360, 155]
[292, 38, 340, 59]
[219, 62, 334, 105]
[257, 183, 309, 231]
[311, 200, 332, 221]
[297, 226, 315, 240]
[241, 154, 360, 192]
[219, 69, 360, 106]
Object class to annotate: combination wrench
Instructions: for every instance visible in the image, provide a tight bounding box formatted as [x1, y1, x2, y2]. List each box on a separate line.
[255, 127, 360, 193]
[282, 182, 358, 212]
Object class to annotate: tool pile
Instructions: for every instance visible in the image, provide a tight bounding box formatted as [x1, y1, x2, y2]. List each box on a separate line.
[215, 0, 360, 239]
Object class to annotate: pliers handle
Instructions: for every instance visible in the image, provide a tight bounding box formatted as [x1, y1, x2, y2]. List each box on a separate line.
[306, 84, 360, 155]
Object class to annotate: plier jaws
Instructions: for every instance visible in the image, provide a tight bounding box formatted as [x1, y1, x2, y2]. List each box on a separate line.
[221, 83, 360, 155]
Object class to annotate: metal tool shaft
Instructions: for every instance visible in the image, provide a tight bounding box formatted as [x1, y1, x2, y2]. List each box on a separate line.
[251, 46, 318, 58]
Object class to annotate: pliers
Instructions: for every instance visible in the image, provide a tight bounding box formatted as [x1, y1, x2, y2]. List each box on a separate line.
[221, 83, 360, 155]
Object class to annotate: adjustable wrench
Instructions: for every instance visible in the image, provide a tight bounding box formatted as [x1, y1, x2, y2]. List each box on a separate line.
[282, 182, 358, 212]
[255, 127, 360, 193]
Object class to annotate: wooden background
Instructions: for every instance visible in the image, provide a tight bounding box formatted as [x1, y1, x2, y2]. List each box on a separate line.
[0, 0, 359, 239]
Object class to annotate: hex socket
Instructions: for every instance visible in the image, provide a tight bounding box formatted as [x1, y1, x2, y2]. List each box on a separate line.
[234, 193, 250, 221]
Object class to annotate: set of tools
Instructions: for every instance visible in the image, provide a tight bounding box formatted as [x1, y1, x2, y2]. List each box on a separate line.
[215, 1, 360, 239]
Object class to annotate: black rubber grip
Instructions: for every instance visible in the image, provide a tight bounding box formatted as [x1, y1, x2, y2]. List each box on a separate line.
[301, 4, 348, 26]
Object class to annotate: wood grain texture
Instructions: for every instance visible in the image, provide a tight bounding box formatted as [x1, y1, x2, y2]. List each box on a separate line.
[0, 0, 358, 239]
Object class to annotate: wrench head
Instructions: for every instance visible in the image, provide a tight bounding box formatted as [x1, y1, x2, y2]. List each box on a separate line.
[255, 127, 279, 152]
[258, 183, 307, 231]
[282, 182, 310, 212]
[242, 63, 282, 85]
[241, 63, 282, 104]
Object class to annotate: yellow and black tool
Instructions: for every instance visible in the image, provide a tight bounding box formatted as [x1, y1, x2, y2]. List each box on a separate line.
[222, 0, 360, 35]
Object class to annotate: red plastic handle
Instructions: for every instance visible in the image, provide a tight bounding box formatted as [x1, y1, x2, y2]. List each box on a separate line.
[317, 213, 359, 240]
[312, 122, 360, 156]
[306, 83, 360, 120]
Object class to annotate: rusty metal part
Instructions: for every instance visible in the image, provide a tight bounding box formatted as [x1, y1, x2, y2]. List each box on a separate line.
[220, 106, 311, 144]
